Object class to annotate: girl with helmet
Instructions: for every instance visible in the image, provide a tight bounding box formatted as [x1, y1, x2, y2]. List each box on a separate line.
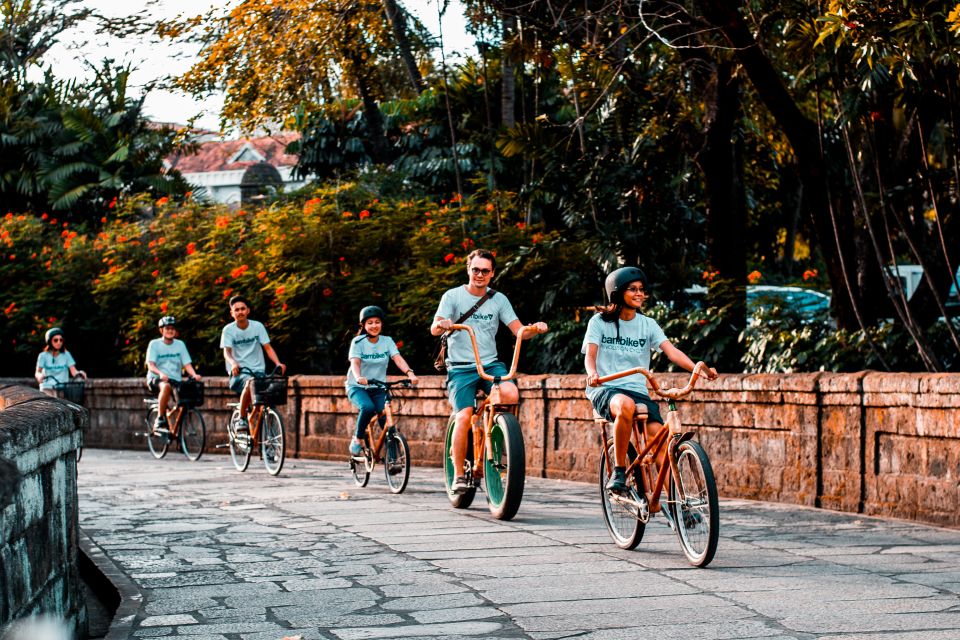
[582, 267, 717, 492]
[345, 306, 417, 455]
[35, 328, 86, 391]
[146, 316, 202, 432]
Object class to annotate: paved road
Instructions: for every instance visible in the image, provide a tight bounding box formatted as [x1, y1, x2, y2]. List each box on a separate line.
[77, 449, 960, 640]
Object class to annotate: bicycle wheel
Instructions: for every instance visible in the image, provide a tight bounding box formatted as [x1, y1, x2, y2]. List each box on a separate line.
[145, 407, 169, 459]
[599, 439, 645, 549]
[179, 409, 206, 462]
[384, 429, 411, 494]
[484, 412, 525, 521]
[228, 409, 252, 472]
[261, 408, 285, 476]
[667, 440, 719, 567]
[443, 414, 476, 509]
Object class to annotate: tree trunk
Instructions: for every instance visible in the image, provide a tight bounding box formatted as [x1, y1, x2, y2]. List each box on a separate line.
[501, 14, 517, 129]
[381, 0, 425, 94]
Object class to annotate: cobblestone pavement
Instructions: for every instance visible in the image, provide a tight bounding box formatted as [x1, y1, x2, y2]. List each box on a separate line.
[78, 449, 960, 640]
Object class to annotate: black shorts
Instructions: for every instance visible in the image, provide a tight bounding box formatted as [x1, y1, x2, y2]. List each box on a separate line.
[590, 387, 664, 425]
[146, 378, 181, 395]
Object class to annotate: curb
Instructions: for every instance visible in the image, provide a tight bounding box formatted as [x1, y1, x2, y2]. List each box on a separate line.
[78, 529, 143, 640]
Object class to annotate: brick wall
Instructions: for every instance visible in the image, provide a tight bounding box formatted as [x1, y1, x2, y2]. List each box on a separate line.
[0, 384, 86, 634]
[25, 372, 959, 529]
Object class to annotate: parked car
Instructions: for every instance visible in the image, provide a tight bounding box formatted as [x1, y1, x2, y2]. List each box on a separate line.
[746, 286, 831, 319]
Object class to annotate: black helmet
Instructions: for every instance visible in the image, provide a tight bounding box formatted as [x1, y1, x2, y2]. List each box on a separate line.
[44, 327, 64, 345]
[358, 306, 385, 324]
[158, 316, 177, 328]
[604, 267, 648, 304]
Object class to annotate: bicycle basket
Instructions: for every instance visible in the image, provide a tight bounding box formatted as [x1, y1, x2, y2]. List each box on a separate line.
[253, 375, 287, 405]
[177, 379, 205, 408]
[55, 381, 85, 405]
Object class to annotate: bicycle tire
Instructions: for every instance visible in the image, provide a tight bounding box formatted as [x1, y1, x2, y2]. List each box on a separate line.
[261, 408, 285, 476]
[384, 430, 411, 494]
[444, 414, 476, 509]
[484, 412, 525, 520]
[228, 408, 252, 472]
[179, 409, 206, 462]
[667, 440, 719, 567]
[145, 407, 169, 459]
[599, 438, 645, 549]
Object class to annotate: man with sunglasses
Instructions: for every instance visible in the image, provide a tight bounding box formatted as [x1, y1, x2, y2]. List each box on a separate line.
[431, 249, 548, 493]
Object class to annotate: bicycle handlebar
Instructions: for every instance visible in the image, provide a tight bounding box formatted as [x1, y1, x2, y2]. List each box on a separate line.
[237, 366, 285, 377]
[366, 379, 412, 389]
[448, 323, 545, 382]
[595, 361, 713, 400]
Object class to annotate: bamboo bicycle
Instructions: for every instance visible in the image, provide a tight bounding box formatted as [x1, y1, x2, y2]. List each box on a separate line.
[349, 379, 413, 494]
[595, 362, 719, 567]
[443, 323, 542, 521]
[220, 367, 286, 476]
[140, 378, 206, 461]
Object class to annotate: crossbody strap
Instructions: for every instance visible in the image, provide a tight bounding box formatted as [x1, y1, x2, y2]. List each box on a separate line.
[453, 288, 496, 325]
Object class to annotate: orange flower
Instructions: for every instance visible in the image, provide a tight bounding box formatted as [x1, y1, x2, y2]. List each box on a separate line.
[222, 288, 233, 299]
[41, 213, 48, 220]
[160, 301, 168, 313]
[485, 203, 495, 212]
[151, 269, 159, 277]
[230, 265, 249, 279]
[444, 253, 455, 263]
[395, 340, 404, 349]
[747, 270, 762, 284]
[3, 302, 15, 316]
[276, 286, 285, 296]
[803, 268, 819, 281]
[282, 303, 288, 312]
[257, 271, 266, 280]
[186, 242, 196, 255]
[516, 222, 525, 230]
[342, 211, 353, 218]
[215, 216, 230, 229]
[359, 209, 371, 219]
[156, 197, 169, 206]
[108, 197, 117, 209]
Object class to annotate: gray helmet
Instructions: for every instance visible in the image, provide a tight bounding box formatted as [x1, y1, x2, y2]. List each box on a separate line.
[358, 306, 385, 324]
[604, 267, 648, 304]
[158, 316, 177, 328]
[44, 327, 64, 345]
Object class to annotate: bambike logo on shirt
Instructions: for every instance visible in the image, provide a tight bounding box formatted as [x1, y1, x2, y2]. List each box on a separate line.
[601, 335, 646, 349]
[471, 313, 495, 321]
[157, 353, 182, 360]
[360, 351, 388, 360]
[233, 336, 261, 346]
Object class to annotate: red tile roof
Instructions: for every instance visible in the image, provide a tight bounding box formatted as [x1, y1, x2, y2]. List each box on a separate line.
[168, 133, 301, 174]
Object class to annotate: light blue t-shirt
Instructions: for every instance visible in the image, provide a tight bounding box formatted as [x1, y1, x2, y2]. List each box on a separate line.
[36, 350, 76, 389]
[581, 313, 668, 401]
[346, 335, 399, 389]
[220, 320, 270, 375]
[435, 286, 519, 369]
[145, 338, 192, 383]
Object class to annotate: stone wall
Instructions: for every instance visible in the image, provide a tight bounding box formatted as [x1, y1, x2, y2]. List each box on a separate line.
[0, 384, 86, 635]
[43, 372, 960, 529]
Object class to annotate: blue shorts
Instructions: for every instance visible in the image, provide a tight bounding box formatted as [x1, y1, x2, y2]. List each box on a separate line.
[147, 378, 181, 395]
[229, 373, 257, 395]
[446, 361, 510, 412]
[590, 388, 663, 425]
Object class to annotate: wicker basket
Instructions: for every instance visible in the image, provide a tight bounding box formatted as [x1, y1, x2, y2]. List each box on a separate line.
[252, 374, 287, 406]
[177, 379, 205, 408]
[55, 380, 85, 406]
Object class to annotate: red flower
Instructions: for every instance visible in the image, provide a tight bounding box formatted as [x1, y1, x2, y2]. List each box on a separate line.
[41, 213, 48, 220]
[444, 253, 455, 263]
[359, 209, 371, 219]
[395, 340, 404, 349]
[155, 197, 169, 206]
[222, 288, 233, 299]
[282, 303, 288, 312]
[160, 301, 168, 313]
[151, 269, 159, 277]
[485, 203, 495, 212]
[747, 270, 762, 284]
[186, 242, 196, 255]
[276, 286, 285, 296]
[230, 265, 249, 279]
[322, 287, 333, 297]
[108, 197, 117, 209]
[257, 271, 266, 280]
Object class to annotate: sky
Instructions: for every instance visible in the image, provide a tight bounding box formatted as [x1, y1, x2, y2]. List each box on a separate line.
[47, 0, 473, 134]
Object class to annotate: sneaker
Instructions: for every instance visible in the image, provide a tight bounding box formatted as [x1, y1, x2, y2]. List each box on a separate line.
[451, 476, 469, 493]
[233, 417, 250, 435]
[605, 467, 628, 493]
[349, 437, 363, 456]
[153, 415, 169, 434]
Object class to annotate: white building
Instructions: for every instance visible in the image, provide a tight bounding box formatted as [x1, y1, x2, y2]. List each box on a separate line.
[166, 132, 308, 204]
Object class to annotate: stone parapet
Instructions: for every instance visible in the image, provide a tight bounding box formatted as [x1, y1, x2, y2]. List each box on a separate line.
[7, 372, 957, 529]
[0, 384, 86, 634]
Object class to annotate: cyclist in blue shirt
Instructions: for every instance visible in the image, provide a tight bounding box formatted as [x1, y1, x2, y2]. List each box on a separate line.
[431, 249, 547, 493]
[146, 316, 202, 432]
[583, 267, 717, 493]
[220, 295, 285, 433]
[346, 305, 418, 455]
[35, 328, 86, 391]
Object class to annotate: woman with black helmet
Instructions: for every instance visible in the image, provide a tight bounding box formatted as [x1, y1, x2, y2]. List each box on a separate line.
[35, 327, 86, 391]
[582, 267, 717, 493]
[346, 306, 418, 456]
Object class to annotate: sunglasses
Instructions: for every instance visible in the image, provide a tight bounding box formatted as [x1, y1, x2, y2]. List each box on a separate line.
[470, 267, 493, 276]
[625, 286, 647, 294]
[51, 337, 64, 342]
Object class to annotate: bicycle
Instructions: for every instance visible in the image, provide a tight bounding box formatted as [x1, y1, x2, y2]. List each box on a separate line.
[220, 366, 286, 476]
[594, 361, 719, 566]
[139, 378, 206, 462]
[349, 379, 413, 493]
[442, 322, 542, 521]
[42, 375, 86, 461]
